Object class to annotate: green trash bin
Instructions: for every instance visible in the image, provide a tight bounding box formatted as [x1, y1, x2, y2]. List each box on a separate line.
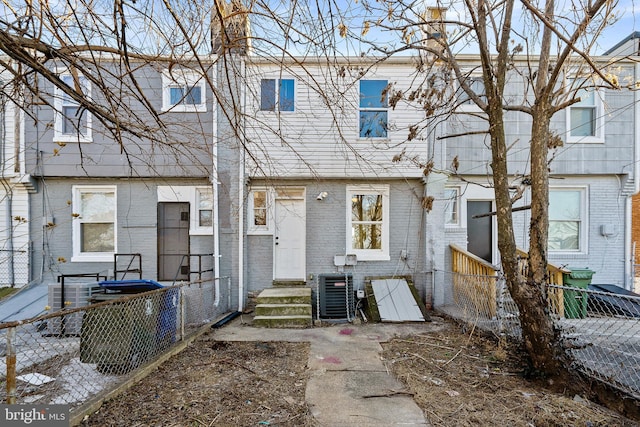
[562, 268, 594, 319]
[81, 293, 158, 374]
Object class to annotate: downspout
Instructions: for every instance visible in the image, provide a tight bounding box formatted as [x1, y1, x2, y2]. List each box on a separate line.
[237, 56, 246, 312]
[6, 196, 14, 287]
[212, 60, 221, 307]
[1, 99, 15, 287]
[627, 61, 640, 289]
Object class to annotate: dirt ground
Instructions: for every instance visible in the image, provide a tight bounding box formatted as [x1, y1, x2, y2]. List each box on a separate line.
[82, 315, 637, 426]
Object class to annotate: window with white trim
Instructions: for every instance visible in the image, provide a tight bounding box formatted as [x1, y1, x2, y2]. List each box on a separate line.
[347, 185, 389, 261]
[196, 187, 213, 228]
[54, 73, 92, 142]
[567, 78, 604, 142]
[260, 79, 295, 111]
[359, 80, 388, 138]
[458, 75, 486, 107]
[162, 70, 206, 112]
[247, 188, 273, 234]
[444, 187, 459, 226]
[549, 188, 587, 252]
[72, 186, 116, 262]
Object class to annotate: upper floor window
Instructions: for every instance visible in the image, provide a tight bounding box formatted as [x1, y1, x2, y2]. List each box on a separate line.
[162, 70, 206, 112]
[458, 75, 486, 108]
[347, 185, 389, 261]
[359, 80, 388, 138]
[55, 73, 92, 142]
[444, 188, 459, 226]
[260, 79, 295, 111]
[567, 79, 603, 143]
[72, 186, 116, 262]
[549, 187, 587, 252]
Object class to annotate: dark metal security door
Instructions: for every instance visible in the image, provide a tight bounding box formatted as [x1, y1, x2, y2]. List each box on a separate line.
[466, 201, 493, 263]
[158, 202, 190, 281]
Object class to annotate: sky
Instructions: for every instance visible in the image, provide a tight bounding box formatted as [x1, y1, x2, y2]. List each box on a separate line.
[595, 0, 639, 54]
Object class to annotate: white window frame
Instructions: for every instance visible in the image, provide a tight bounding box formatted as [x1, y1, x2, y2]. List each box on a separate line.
[162, 70, 207, 112]
[359, 79, 389, 139]
[548, 186, 588, 254]
[457, 73, 486, 112]
[72, 185, 117, 262]
[259, 78, 296, 112]
[193, 187, 213, 235]
[54, 72, 92, 143]
[444, 187, 460, 227]
[247, 188, 274, 235]
[346, 184, 390, 261]
[566, 77, 604, 144]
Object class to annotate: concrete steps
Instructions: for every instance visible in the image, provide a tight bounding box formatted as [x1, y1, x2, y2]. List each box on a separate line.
[253, 287, 312, 328]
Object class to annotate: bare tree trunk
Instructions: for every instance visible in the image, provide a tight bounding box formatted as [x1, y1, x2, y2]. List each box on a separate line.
[514, 102, 566, 377]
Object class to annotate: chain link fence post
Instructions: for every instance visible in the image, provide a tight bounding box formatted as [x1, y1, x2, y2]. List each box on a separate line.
[6, 326, 16, 404]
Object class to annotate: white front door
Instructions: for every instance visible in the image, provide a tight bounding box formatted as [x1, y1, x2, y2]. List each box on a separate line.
[274, 189, 306, 280]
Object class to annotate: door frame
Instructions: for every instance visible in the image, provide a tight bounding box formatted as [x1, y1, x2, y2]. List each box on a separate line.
[273, 187, 306, 281]
[461, 185, 498, 265]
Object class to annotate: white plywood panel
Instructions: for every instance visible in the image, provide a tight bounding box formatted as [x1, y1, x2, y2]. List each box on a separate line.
[371, 279, 425, 322]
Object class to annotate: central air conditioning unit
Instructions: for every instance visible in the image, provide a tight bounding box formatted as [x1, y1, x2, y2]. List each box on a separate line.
[46, 282, 102, 336]
[318, 274, 354, 320]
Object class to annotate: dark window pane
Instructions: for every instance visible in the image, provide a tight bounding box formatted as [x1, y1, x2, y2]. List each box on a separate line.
[199, 210, 213, 227]
[352, 194, 383, 221]
[548, 221, 579, 250]
[360, 80, 388, 108]
[170, 87, 184, 105]
[260, 79, 276, 111]
[81, 223, 115, 252]
[359, 111, 388, 138]
[186, 86, 202, 104]
[62, 106, 87, 135]
[352, 224, 382, 250]
[571, 107, 595, 136]
[279, 79, 295, 111]
[254, 209, 267, 226]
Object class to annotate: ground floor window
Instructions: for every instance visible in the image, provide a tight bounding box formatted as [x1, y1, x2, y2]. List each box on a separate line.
[72, 185, 116, 261]
[549, 187, 587, 252]
[346, 185, 389, 261]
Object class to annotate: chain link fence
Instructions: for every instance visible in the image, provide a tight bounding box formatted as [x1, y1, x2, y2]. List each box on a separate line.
[0, 250, 29, 288]
[0, 277, 231, 410]
[447, 271, 640, 398]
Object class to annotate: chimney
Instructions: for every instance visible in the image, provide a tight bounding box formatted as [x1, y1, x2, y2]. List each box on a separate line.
[211, 0, 250, 55]
[424, 7, 446, 51]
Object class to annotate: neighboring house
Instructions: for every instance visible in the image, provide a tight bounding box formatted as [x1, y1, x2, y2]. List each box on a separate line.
[0, 74, 34, 288]
[633, 193, 640, 291]
[610, 33, 640, 293]
[21, 60, 229, 293]
[439, 54, 640, 306]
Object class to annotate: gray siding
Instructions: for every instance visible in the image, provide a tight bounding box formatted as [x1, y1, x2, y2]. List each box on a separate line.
[24, 62, 214, 178]
[29, 178, 213, 283]
[445, 65, 637, 177]
[245, 179, 430, 300]
[437, 175, 629, 307]
[244, 61, 430, 179]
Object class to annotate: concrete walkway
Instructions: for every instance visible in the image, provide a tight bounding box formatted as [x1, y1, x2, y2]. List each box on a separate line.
[212, 317, 445, 426]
